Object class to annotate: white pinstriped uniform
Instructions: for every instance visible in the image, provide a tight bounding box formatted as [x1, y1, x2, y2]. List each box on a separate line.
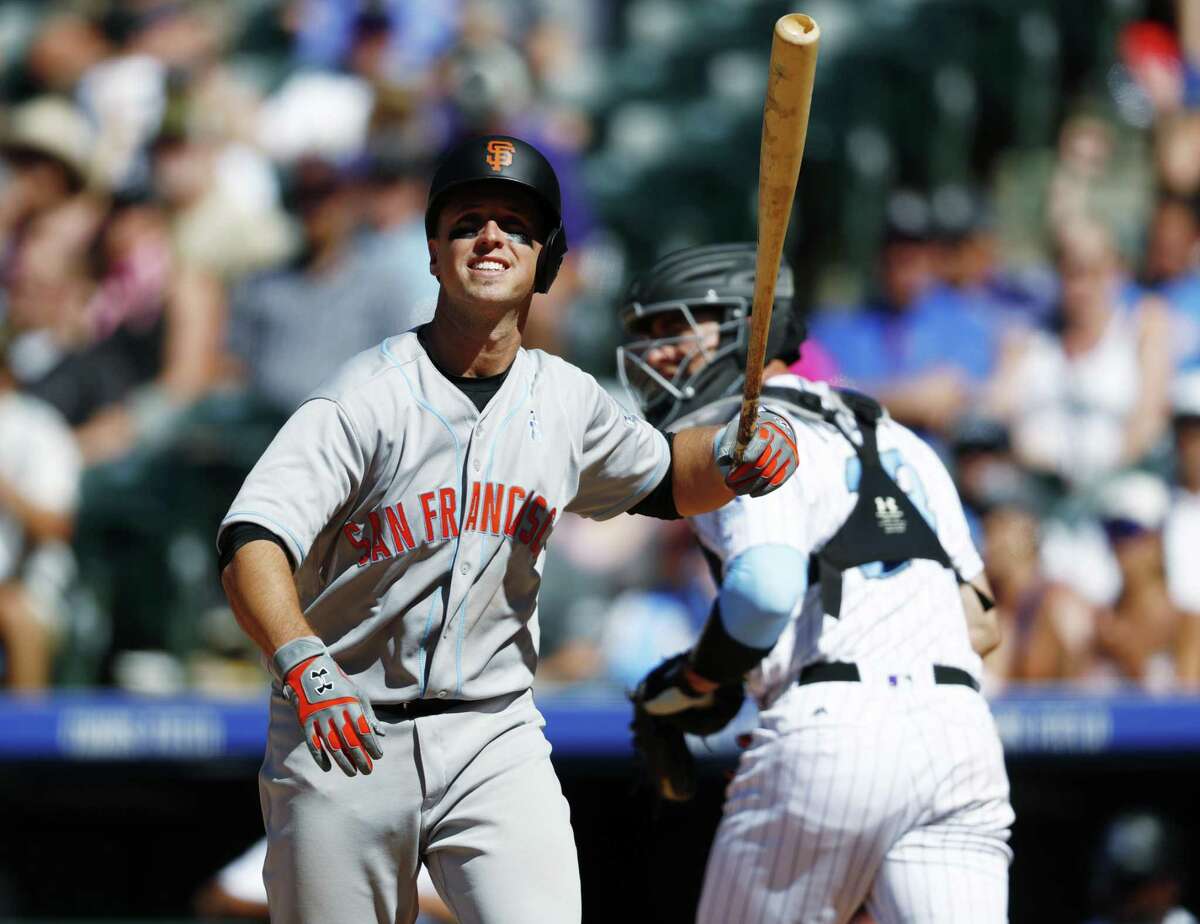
[686, 375, 1013, 924]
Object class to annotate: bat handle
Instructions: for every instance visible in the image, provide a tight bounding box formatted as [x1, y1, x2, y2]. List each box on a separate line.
[732, 395, 761, 463]
[732, 353, 767, 462]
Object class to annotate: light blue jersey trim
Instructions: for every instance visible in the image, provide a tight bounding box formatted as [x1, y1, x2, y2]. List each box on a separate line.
[219, 512, 306, 569]
[719, 544, 809, 649]
[381, 339, 464, 692]
[450, 376, 534, 692]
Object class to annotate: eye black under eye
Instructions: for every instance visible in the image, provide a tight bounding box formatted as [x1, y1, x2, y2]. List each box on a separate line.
[447, 215, 533, 243]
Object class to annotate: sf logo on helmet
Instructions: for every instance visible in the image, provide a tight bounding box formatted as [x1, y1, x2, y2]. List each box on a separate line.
[485, 139, 515, 172]
[309, 667, 334, 695]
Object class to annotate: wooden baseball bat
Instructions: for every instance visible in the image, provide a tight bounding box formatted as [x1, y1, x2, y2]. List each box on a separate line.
[733, 13, 820, 461]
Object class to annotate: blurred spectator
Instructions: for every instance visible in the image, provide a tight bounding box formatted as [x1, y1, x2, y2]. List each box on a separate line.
[3, 196, 102, 384]
[594, 519, 712, 692]
[931, 184, 1056, 329]
[1014, 472, 1181, 689]
[20, 12, 112, 96]
[0, 326, 80, 690]
[948, 415, 1021, 541]
[994, 220, 1171, 490]
[0, 96, 93, 262]
[536, 515, 712, 693]
[810, 190, 1002, 436]
[224, 157, 417, 416]
[77, 1, 237, 193]
[1045, 113, 1153, 262]
[358, 141, 438, 317]
[535, 507, 665, 690]
[290, 0, 459, 89]
[981, 493, 1096, 688]
[150, 126, 294, 280]
[1154, 111, 1200, 198]
[1139, 192, 1200, 367]
[995, 111, 1152, 266]
[1092, 472, 1182, 690]
[20, 196, 225, 465]
[1163, 371, 1200, 687]
[1116, 21, 1189, 126]
[1086, 812, 1196, 924]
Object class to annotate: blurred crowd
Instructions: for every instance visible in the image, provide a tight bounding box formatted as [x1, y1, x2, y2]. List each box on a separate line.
[0, 0, 1198, 698]
[799, 10, 1200, 695]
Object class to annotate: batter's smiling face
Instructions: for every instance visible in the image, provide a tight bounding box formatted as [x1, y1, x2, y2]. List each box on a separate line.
[430, 184, 546, 309]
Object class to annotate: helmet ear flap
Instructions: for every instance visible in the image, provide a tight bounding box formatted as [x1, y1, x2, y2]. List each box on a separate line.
[534, 223, 567, 294]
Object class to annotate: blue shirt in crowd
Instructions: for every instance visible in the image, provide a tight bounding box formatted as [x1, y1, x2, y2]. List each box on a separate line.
[811, 285, 1003, 388]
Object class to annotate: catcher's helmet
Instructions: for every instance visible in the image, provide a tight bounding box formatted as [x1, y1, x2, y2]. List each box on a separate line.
[425, 134, 567, 294]
[617, 243, 803, 428]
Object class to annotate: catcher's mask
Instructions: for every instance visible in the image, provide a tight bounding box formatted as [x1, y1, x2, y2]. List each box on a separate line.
[425, 134, 567, 294]
[617, 243, 802, 428]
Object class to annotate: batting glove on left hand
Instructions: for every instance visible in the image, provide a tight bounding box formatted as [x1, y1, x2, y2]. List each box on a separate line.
[274, 636, 385, 778]
[714, 406, 798, 498]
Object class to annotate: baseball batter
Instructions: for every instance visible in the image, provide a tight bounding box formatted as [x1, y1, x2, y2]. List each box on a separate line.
[216, 138, 799, 924]
[619, 244, 1015, 923]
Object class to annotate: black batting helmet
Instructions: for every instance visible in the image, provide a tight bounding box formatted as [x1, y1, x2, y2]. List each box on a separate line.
[617, 243, 803, 428]
[425, 134, 567, 294]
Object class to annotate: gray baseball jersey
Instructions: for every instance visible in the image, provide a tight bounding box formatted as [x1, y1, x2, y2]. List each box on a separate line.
[684, 376, 1014, 924]
[220, 330, 670, 924]
[220, 330, 669, 702]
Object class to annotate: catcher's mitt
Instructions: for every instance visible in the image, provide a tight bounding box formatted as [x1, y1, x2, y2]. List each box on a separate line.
[629, 653, 745, 802]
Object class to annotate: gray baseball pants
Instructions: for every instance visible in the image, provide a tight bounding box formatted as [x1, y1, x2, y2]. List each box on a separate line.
[259, 688, 581, 923]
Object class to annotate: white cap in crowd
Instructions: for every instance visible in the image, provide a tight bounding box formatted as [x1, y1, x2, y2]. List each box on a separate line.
[1171, 368, 1200, 422]
[1095, 470, 1171, 533]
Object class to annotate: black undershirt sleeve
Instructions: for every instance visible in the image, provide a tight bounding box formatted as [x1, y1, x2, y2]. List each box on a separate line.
[627, 432, 680, 520]
[217, 522, 296, 575]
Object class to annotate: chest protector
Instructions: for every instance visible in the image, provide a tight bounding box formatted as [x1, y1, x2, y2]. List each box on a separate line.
[761, 384, 960, 620]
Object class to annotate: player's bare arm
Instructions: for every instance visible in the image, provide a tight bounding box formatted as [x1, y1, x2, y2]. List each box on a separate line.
[666, 425, 728, 515]
[962, 572, 1001, 657]
[221, 537, 385, 778]
[221, 538, 313, 655]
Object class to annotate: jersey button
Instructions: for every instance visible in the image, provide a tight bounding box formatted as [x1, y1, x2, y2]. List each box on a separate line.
[436, 690, 448, 698]
[460, 562, 471, 574]
[473, 458, 481, 472]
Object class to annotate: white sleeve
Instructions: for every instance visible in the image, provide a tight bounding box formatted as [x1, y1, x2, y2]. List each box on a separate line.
[1165, 507, 1200, 613]
[24, 410, 81, 514]
[566, 376, 670, 520]
[217, 397, 368, 567]
[904, 431, 983, 581]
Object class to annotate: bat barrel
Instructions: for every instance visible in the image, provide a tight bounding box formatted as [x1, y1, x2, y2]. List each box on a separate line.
[733, 13, 820, 461]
